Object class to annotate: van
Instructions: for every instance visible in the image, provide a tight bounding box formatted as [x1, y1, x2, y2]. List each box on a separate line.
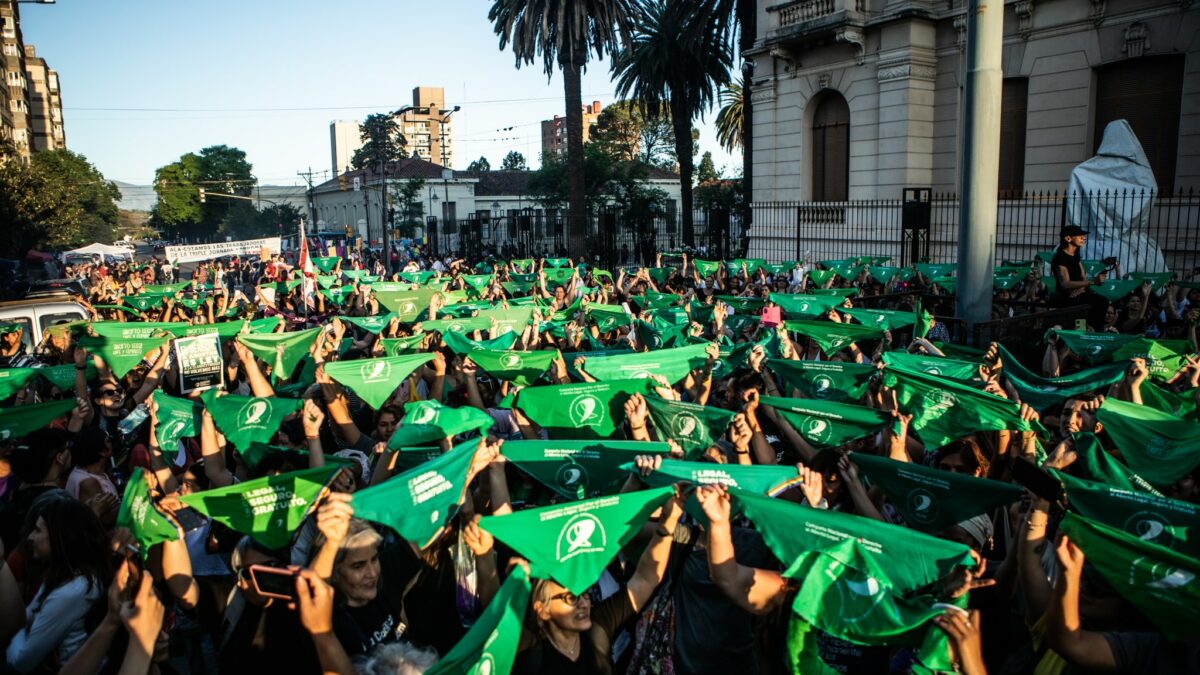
[0, 298, 89, 349]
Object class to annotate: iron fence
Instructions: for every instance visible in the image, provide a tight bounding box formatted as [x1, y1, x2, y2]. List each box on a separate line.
[747, 189, 1200, 274]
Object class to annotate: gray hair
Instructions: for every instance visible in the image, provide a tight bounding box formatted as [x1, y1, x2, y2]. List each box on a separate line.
[358, 640, 439, 675]
[329, 519, 383, 587]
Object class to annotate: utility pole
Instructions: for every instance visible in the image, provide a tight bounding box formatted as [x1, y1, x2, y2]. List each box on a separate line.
[955, 0, 1003, 332]
[297, 168, 317, 228]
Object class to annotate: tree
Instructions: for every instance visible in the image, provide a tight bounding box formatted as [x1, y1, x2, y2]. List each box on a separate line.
[612, 0, 732, 247]
[500, 151, 527, 171]
[0, 150, 120, 255]
[697, 151, 719, 184]
[489, 0, 638, 256]
[219, 203, 303, 240]
[715, 79, 744, 152]
[351, 114, 406, 170]
[389, 177, 426, 239]
[588, 100, 677, 168]
[467, 156, 492, 172]
[152, 145, 254, 241]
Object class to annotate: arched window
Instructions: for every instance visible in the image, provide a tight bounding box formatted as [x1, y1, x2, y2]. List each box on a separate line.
[811, 92, 850, 201]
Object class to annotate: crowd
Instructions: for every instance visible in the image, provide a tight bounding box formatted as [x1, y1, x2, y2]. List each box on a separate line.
[0, 226, 1196, 675]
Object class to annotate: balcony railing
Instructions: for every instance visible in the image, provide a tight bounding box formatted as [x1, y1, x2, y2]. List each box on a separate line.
[777, 0, 837, 26]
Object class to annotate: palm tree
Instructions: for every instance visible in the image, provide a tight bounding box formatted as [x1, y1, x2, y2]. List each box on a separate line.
[715, 79, 743, 152]
[489, 0, 638, 256]
[612, 0, 732, 248]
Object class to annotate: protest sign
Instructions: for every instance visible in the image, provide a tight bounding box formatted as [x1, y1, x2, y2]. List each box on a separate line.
[174, 333, 224, 394]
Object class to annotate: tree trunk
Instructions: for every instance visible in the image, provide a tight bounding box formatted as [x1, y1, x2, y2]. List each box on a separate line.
[671, 95, 695, 249]
[563, 62, 587, 259]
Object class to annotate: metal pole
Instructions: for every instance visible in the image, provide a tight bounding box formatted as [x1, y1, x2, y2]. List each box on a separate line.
[380, 162, 390, 275]
[955, 0, 1004, 332]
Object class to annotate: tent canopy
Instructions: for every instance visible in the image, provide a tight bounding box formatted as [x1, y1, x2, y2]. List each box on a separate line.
[60, 243, 134, 261]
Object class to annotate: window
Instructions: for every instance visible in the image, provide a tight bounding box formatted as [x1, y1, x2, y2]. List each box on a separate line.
[1094, 55, 1184, 193]
[811, 92, 850, 201]
[999, 78, 1028, 198]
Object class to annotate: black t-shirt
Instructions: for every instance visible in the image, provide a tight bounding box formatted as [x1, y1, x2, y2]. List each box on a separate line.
[330, 541, 416, 656]
[672, 528, 775, 675]
[513, 588, 636, 675]
[1104, 632, 1200, 675]
[1051, 246, 1084, 290]
[219, 601, 319, 675]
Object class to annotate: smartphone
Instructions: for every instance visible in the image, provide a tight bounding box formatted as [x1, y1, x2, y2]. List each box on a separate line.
[249, 564, 300, 601]
[171, 506, 207, 533]
[1011, 458, 1062, 503]
[761, 306, 782, 328]
[1074, 318, 1088, 332]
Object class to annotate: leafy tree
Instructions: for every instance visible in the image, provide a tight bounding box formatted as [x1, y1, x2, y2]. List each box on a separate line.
[696, 151, 719, 184]
[152, 145, 254, 241]
[589, 100, 678, 168]
[389, 177, 426, 238]
[500, 151, 527, 171]
[489, 0, 638, 256]
[351, 114, 406, 170]
[695, 177, 741, 210]
[0, 150, 120, 256]
[715, 79, 744, 152]
[528, 145, 667, 222]
[467, 156, 492, 172]
[220, 203, 303, 240]
[612, 0, 732, 247]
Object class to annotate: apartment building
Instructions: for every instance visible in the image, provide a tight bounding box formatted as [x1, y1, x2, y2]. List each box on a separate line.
[330, 119, 363, 177]
[23, 44, 63, 151]
[396, 86, 456, 167]
[0, 0, 30, 160]
[540, 100, 603, 159]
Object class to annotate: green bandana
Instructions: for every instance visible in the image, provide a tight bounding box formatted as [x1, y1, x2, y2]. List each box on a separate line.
[1058, 512, 1200, 640]
[312, 256, 339, 273]
[0, 368, 39, 400]
[915, 263, 955, 279]
[884, 366, 1044, 450]
[374, 288, 440, 321]
[914, 299, 934, 340]
[180, 465, 338, 549]
[586, 304, 633, 332]
[151, 392, 203, 450]
[851, 453, 1023, 532]
[94, 304, 144, 317]
[995, 345, 1128, 409]
[387, 400, 495, 448]
[460, 274, 494, 293]
[761, 396, 891, 451]
[426, 565, 531, 675]
[1129, 272, 1172, 292]
[634, 319, 689, 350]
[480, 487, 674, 595]
[869, 266, 901, 286]
[502, 439, 671, 500]
[323, 354, 435, 409]
[441, 330, 520, 354]
[880, 352, 980, 383]
[1140, 382, 1199, 419]
[1112, 338, 1192, 381]
[543, 268, 575, 289]
[807, 269, 836, 286]
[1091, 279, 1141, 302]
[635, 459, 803, 496]
[768, 293, 843, 319]
[78, 334, 172, 379]
[783, 320, 886, 356]
[247, 316, 284, 334]
[169, 320, 248, 341]
[116, 468, 180, 559]
[176, 297, 206, 312]
[144, 282, 191, 295]
[316, 274, 339, 289]
[580, 342, 711, 385]
[321, 286, 354, 305]
[767, 358, 875, 403]
[236, 327, 323, 380]
[694, 259, 722, 277]
[501, 280, 534, 296]
[643, 395, 735, 458]
[476, 307, 535, 336]
[544, 257, 570, 268]
[1049, 329, 1140, 365]
[1095, 397, 1200, 487]
[124, 295, 164, 312]
[201, 391, 304, 451]
[422, 316, 491, 336]
[516, 379, 647, 440]
[841, 308, 917, 332]
[467, 348, 559, 387]
[353, 438, 479, 548]
[381, 334, 430, 355]
[1073, 432, 1162, 495]
[714, 295, 764, 314]
[339, 314, 397, 335]
[1056, 471, 1199, 556]
[88, 321, 185, 340]
[36, 363, 97, 391]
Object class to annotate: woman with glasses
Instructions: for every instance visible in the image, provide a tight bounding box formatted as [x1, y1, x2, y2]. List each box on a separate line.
[508, 488, 685, 675]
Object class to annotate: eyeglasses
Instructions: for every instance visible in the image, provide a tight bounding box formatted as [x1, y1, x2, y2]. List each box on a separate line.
[549, 591, 588, 607]
[97, 388, 124, 397]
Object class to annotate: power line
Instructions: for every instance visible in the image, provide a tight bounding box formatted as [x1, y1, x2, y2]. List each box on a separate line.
[64, 93, 617, 114]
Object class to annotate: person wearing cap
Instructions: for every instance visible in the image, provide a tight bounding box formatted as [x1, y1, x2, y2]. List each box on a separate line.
[1051, 225, 1109, 329]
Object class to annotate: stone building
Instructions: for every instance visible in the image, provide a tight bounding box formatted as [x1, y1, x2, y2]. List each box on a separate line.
[746, 0, 1200, 202]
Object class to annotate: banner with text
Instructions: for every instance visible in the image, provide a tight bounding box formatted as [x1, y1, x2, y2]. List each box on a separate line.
[165, 237, 282, 264]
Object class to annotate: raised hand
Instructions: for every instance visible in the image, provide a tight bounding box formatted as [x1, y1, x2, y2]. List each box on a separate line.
[462, 514, 495, 557]
[796, 463, 825, 508]
[695, 484, 732, 524]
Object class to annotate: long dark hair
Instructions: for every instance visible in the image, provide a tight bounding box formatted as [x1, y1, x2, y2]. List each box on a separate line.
[37, 498, 110, 598]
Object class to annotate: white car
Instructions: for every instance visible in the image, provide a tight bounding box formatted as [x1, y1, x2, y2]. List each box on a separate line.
[114, 240, 137, 251]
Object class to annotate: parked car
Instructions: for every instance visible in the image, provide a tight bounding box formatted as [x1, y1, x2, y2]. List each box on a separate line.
[0, 295, 88, 348]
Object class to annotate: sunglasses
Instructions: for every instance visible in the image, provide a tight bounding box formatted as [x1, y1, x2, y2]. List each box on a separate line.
[97, 388, 124, 397]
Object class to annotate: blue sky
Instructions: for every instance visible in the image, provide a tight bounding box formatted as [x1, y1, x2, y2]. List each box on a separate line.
[20, 0, 741, 186]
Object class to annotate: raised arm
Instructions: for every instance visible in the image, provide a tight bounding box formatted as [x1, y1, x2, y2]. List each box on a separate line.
[1045, 535, 1117, 672]
[696, 485, 788, 614]
[625, 487, 684, 612]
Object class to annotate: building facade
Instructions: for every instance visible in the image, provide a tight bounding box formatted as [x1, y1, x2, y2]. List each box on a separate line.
[397, 86, 456, 167]
[329, 120, 362, 177]
[0, 0, 30, 160]
[747, 0, 1200, 202]
[541, 101, 604, 159]
[23, 44, 62, 151]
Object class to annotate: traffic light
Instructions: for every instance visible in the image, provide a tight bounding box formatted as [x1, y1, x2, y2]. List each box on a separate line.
[197, 187, 206, 203]
[338, 176, 348, 191]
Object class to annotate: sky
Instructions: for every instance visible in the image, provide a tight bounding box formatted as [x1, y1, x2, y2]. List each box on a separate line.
[20, 0, 741, 187]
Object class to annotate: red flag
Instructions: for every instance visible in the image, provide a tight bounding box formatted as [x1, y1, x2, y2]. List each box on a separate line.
[298, 221, 315, 307]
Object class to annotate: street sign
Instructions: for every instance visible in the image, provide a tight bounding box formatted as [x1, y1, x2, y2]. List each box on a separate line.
[353, 177, 361, 192]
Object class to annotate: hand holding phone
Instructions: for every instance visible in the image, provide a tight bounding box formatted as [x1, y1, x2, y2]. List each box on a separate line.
[249, 564, 301, 602]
